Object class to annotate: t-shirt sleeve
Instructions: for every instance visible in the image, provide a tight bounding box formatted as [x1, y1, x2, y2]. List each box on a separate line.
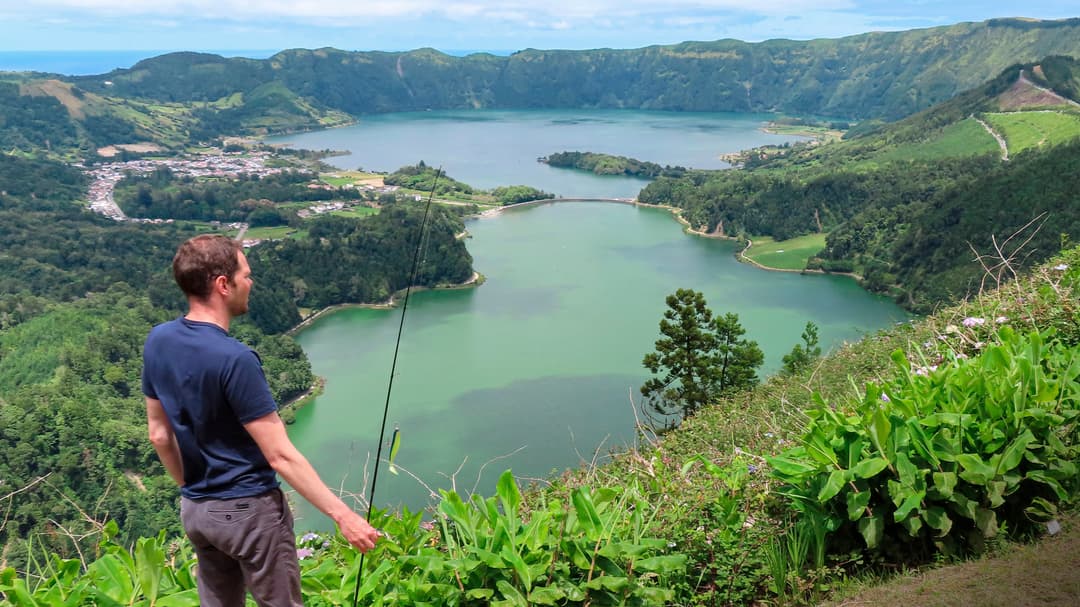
[223, 349, 280, 424]
[142, 372, 157, 399]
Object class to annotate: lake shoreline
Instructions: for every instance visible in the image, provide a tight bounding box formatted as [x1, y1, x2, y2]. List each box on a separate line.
[481, 198, 862, 278]
[287, 271, 485, 337]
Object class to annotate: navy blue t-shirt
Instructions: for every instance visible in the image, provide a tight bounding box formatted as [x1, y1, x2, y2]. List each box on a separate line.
[142, 317, 280, 500]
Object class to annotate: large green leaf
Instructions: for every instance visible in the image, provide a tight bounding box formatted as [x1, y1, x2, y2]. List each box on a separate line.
[900, 515, 923, 536]
[896, 452, 919, 487]
[930, 471, 957, 500]
[766, 455, 818, 478]
[496, 470, 522, 524]
[155, 589, 201, 607]
[634, 586, 676, 603]
[868, 409, 892, 459]
[893, 491, 924, 521]
[846, 489, 871, 521]
[134, 537, 165, 604]
[571, 489, 603, 540]
[527, 587, 567, 605]
[465, 588, 495, 600]
[924, 506, 953, 536]
[87, 555, 135, 605]
[634, 554, 688, 574]
[817, 469, 848, 503]
[858, 513, 884, 549]
[851, 458, 889, 479]
[584, 575, 630, 592]
[956, 453, 995, 485]
[975, 508, 999, 538]
[949, 492, 978, 521]
[0, 576, 41, 607]
[495, 580, 528, 607]
[1025, 470, 1068, 500]
[500, 545, 532, 591]
[997, 430, 1035, 474]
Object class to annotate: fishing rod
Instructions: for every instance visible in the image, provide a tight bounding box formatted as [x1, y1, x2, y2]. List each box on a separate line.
[351, 167, 442, 607]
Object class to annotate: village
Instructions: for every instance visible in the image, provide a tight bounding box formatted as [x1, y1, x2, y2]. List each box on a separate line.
[81, 150, 402, 232]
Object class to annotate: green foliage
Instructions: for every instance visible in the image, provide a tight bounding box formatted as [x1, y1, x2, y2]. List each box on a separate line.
[641, 289, 763, 418]
[490, 185, 553, 205]
[2, 472, 687, 606]
[0, 82, 79, 152]
[1029, 55, 1080, 101]
[384, 163, 476, 197]
[782, 322, 822, 375]
[0, 154, 86, 207]
[888, 138, 1080, 310]
[246, 205, 473, 327]
[768, 327, 1080, 561]
[114, 168, 360, 223]
[542, 152, 686, 179]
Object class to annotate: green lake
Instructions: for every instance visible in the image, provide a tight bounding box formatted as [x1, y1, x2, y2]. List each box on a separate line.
[288, 201, 908, 530]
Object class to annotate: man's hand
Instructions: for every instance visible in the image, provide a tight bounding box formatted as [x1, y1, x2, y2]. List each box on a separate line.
[336, 511, 380, 552]
[244, 411, 380, 553]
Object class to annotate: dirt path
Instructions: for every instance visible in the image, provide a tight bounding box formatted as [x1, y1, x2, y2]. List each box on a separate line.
[826, 517, 1080, 607]
[974, 115, 1009, 161]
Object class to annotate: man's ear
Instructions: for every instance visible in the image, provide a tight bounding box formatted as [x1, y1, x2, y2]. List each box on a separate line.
[213, 274, 231, 295]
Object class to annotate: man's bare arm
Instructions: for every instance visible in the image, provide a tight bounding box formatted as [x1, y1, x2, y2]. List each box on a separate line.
[145, 397, 184, 486]
[244, 411, 378, 552]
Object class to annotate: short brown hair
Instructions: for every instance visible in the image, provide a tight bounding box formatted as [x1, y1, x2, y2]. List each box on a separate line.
[172, 234, 242, 299]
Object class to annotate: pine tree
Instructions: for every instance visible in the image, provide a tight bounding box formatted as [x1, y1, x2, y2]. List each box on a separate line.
[641, 289, 763, 418]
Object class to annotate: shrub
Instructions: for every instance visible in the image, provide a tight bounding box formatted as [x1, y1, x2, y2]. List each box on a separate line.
[768, 327, 1079, 561]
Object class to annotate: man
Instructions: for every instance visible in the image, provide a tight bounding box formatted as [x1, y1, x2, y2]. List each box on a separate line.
[143, 234, 378, 607]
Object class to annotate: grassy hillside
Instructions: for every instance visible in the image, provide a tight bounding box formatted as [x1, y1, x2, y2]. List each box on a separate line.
[3, 243, 1076, 606]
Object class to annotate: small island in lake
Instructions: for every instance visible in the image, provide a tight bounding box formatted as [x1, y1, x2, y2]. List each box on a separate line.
[539, 151, 687, 178]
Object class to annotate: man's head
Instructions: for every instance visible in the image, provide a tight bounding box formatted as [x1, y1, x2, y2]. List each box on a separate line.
[172, 235, 252, 315]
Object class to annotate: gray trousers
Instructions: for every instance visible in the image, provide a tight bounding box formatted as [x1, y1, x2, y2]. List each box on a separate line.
[181, 488, 303, 607]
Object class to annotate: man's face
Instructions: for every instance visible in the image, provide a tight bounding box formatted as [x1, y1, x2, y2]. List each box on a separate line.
[226, 250, 253, 316]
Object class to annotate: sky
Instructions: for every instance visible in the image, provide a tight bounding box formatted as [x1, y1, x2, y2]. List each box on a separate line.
[0, 1, 1077, 54]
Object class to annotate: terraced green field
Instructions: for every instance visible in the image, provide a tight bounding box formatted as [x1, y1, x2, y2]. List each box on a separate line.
[743, 233, 828, 270]
[984, 111, 1080, 154]
[876, 117, 999, 162]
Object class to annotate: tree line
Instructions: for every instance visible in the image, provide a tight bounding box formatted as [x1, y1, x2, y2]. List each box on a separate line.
[114, 168, 362, 225]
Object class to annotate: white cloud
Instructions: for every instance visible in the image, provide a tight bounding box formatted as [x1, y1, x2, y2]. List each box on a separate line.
[16, 1, 856, 22]
[2, 1, 1070, 50]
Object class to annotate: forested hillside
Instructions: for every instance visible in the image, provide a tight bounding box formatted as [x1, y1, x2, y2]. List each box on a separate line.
[1, 17, 1070, 154]
[76, 18, 1080, 122]
[640, 58, 1080, 310]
